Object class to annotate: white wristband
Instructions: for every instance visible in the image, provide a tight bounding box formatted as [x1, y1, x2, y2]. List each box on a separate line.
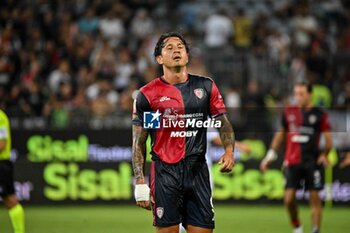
[134, 184, 150, 202]
[263, 149, 278, 163]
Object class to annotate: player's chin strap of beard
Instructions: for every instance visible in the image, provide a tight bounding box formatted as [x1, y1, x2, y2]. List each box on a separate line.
[134, 184, 151, 202]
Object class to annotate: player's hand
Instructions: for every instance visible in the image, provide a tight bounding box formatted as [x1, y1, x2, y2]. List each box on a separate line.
[260, 149, 278, 172]
[260, 160, 270, 172]
[317, 154, 330, 167]
[339, 153, 350, 168]
[134, 183, 151, 211]
[218, 152, 235, 173]
[136, 200, 151, 211]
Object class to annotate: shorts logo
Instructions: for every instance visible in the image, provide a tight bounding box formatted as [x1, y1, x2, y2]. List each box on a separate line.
[194, 88, 204, 99]
[314, 170, 321, 187]
[143, 110, 161, 129]
[156, 207, 164, 219]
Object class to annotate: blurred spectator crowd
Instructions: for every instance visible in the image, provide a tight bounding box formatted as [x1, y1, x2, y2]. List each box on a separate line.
[0, 0, 350, 131]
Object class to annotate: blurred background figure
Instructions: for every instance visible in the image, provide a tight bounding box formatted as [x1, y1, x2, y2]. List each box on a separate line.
[204, 8, 233, 49]
[233, 8, 252, 51]
[130, 8, 154, 50]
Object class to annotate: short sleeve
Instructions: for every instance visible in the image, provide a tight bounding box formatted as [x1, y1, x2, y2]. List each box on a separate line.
[209, 81, 227, 117]
[320, 112, 331, 132]
[132, 91, 152, 126]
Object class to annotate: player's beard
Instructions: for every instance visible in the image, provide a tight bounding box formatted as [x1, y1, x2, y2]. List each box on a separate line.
[166, 60, 187, 73]
[174, 58, 188, 72]
[173, 64, 183, 73]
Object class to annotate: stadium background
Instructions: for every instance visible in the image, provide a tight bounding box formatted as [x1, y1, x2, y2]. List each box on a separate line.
[1, 0, 350, 232]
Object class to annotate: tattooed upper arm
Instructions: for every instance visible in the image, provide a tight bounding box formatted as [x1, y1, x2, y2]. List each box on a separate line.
[132, 125, 149, 183]
[215, 114, 235, 152]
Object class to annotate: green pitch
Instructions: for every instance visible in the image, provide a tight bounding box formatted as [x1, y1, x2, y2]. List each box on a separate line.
[0, 205, 348, 233]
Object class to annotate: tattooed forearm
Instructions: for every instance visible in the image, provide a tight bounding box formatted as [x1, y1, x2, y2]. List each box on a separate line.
[216, 114, 235, 152]
[132, 125, 149, 183]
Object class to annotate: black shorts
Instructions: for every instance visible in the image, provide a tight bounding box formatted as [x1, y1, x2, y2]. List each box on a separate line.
[284, 163, 324, 191]
[150, 157, 214, 229]
[0, 160, 15, 198]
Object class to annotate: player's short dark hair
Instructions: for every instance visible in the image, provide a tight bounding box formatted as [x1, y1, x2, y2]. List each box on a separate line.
[295, 81, 313, 93]
[153, 32, 189, 58]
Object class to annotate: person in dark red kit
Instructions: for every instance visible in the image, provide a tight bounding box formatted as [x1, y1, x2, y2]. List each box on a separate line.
[132, 32, 235, 233]
[260, 82, 332, 233]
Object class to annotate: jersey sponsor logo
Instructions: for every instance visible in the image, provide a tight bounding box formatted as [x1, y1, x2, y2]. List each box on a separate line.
[163, 108, 178, 121]
[299, 126, 314, 134]
[291, 134, 310, 143]
[159, 96, 171, 102]
[194, 88, 204, 99]
[170, 130, 198, 137]
[289, 126, 314, 134]
[143, 110, 161, 129]
[156, 207, 164, 219]
[163, 108, 203, 120]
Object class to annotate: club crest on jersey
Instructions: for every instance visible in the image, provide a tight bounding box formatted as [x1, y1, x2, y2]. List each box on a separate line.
[194, 88, 204, 99]
[156, 207, 164, 219]
[309, 115, 317, 124]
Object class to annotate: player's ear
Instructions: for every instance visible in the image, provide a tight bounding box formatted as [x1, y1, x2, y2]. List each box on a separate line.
[156, 55, 163, 65]
[185, 53, 189, 64]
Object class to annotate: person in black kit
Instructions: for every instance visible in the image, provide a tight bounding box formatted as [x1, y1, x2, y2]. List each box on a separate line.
[132, 32, 235, 233]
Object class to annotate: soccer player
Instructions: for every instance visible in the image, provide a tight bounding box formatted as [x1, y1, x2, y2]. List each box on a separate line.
[132, 32, 235, 233]
[260, 82, 332, 233]
[0, 109, 25, 233]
